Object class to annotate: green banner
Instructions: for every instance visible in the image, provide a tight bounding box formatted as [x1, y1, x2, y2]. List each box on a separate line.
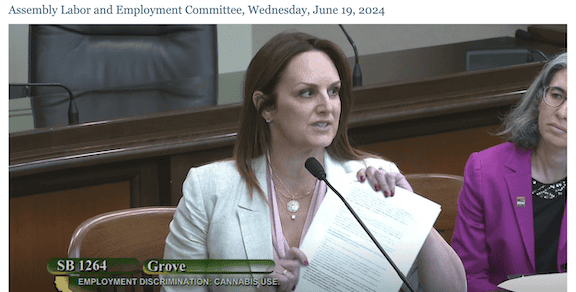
[143, 259, 275, 274]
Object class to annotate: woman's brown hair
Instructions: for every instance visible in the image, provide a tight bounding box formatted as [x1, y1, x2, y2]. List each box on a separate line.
[234, 31, 371, 198]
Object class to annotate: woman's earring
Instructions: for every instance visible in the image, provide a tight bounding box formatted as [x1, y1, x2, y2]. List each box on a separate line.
[265, 118, 272, 124]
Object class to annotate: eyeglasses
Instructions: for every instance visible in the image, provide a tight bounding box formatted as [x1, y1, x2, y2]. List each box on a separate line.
[543, 86, 567, 107]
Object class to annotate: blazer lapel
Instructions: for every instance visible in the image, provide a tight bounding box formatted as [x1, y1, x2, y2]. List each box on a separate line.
[237, 156, 274, 261]
[504, 147, 535, 272]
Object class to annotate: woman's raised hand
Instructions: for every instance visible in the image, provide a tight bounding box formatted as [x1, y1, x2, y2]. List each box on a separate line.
[356, 166, 413, 197]
[272, 247, 309, 291]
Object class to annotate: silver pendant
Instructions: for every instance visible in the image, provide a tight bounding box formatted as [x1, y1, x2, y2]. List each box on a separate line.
[287, 200, 299, 213]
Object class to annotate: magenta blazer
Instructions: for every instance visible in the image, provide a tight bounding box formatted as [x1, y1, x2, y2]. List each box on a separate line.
[451, 142, 567, 292]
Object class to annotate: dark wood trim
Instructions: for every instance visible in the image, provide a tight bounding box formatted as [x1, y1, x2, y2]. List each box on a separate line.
[9, 159, 160, 205]
[527, 25, 567, 46]
[349, 104, 513, 146]
[9, 103, 241, 177]
[9, 62, 544, 179]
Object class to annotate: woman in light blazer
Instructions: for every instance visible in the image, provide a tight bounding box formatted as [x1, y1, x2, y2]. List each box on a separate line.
[162, 31, 465, 292]
[452, 52, 567, 292]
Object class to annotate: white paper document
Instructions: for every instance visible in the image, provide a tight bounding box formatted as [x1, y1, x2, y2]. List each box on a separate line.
[497, 273, 567, 292]
[297, 174, 441, 292]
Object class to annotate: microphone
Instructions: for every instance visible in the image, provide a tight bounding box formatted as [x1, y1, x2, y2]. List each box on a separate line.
[10, 83, 79, 125]
[514, 29, 549, 61]
[304, 158, 326, 180]
[515, 29, 532, 41]
[305, 157, 416, 292]
[339, 25, 362, 87]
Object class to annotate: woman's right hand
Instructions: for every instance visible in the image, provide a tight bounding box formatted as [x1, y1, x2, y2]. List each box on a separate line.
[272, 247, 309, 291]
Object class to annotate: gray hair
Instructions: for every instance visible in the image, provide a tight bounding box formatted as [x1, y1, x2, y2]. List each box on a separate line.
[498, 52, 567, 149]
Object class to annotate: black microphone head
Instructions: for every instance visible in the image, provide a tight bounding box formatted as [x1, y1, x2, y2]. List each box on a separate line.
[515, 29, 532, 41]
[305, 157, 326, 180]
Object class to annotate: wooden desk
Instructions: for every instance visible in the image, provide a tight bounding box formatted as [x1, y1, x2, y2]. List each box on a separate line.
[9, 33, 564, 291]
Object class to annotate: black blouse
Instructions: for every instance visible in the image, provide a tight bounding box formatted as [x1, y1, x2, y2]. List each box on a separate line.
[532, 177, 567, 274]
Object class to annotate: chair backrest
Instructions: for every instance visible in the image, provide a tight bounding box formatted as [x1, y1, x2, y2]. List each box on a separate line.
[404, 173, 464, 244]
[29, 25, 218, 128]
[68, 207, 176, 292]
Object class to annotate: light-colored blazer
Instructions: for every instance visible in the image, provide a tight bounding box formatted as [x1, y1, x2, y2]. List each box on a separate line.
[451, 142, 568, 292]
[161, 152, 400, 291]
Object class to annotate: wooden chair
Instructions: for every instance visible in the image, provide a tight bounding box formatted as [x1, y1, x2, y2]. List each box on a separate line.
[68, 207, 176, 292]
[404, 173, 464, 244]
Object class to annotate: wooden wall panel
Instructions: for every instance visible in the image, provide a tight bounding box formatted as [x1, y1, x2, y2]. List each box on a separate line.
[9, 181, 131, 292]
[359, 126, 505, 176]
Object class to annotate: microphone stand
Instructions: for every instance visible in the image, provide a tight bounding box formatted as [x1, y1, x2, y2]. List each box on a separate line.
[10, 83, 79, 125]
[339, 24, 362, 87]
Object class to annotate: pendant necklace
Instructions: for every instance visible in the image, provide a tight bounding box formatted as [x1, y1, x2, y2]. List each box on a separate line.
[272, 170, 315, 219]
[267, 152, 315, 220]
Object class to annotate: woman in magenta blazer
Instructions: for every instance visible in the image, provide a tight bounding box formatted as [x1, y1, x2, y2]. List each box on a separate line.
[451, 52, 567, 292]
